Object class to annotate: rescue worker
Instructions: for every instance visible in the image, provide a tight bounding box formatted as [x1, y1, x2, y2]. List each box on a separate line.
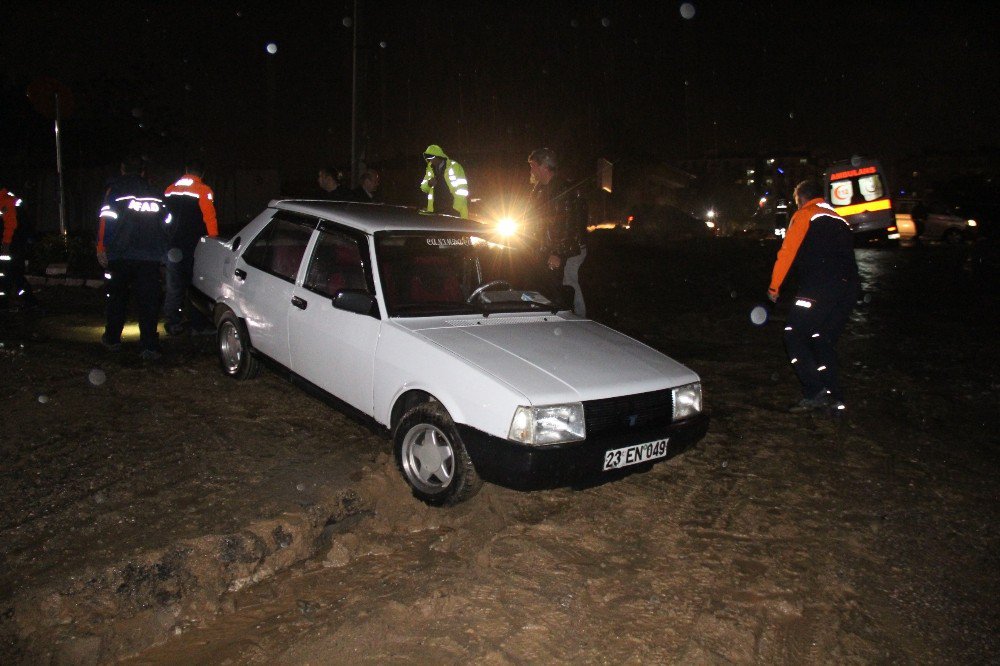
[419, 144, 468, 218]
[768, 179, 859, 414]
[163, 159, 218, 335]
[0, 184, 39, 309]
[96, 156, 170, 360]
[527, 148, 588, 316]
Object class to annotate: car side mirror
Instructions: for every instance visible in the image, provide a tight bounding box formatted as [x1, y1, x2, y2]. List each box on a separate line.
[332, 289, 376, 316]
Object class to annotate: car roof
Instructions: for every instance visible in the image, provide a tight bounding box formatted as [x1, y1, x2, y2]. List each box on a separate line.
[270, 200, 490, 235]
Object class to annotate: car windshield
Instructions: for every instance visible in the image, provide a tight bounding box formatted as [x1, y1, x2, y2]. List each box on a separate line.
[374, 231, 565, 317]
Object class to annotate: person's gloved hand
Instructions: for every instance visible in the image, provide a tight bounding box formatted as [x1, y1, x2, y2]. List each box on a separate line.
[767, 289, 778, 303]
[97, 251, 108, 269]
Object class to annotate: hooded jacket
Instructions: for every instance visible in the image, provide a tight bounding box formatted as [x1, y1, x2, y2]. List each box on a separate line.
[419, 144, 469, 218]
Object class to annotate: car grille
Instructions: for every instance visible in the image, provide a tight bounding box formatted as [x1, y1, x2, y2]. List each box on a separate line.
[583, 388, 674, 437]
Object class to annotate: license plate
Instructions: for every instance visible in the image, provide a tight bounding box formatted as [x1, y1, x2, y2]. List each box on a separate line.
[602, 438, 669, 471]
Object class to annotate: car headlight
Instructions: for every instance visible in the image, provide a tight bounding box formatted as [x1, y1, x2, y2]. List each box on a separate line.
[673, 382, 702, 420]
[508, 403, 585, 445]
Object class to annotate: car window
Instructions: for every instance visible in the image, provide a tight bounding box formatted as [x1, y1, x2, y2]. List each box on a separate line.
[375, 232, 562, 317]
[242, 216, 314, 281]
[304, 230, 368, 298]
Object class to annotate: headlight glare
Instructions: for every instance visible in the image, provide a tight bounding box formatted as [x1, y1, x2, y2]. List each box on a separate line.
[508, 403, 586, 445]
[673, 382, 702, 420]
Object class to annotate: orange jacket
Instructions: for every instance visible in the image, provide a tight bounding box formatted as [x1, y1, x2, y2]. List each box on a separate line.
[768, 197, 851, 297]
[164, 174, 218, 249]
[0, 188, 22, 245]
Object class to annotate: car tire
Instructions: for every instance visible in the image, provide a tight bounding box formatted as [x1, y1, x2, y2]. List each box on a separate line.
[943, 229, 963, 245]
[394, 402, 483, 506]
[217, 310, 261, 380]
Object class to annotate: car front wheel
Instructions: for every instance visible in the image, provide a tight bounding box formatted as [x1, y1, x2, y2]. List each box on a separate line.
[217, 310, 261, 380]
[394, 402, 483, 506]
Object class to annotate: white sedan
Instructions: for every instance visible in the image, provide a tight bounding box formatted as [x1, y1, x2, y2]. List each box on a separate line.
[192, 201, 708, 505]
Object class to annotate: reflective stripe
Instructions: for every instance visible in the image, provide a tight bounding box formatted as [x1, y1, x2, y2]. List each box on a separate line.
[454, 188, 469, 196]
[450, 178, 468, 185]
[794, 299, 813, 308]
[114, 196, 163, 203]
[175, 178, 195, 186]
[99, 210, 119, 219]
[427, 193, 434, 200]
[811, 333, 820, 338]
[784, 326, 793, 331]
[817, 365, 827, 371]
[834, 199, 891, 217]
[166, 191, 201, 199]
[14, 198, 22, 207]
[165, 213, 173, 224]
[790, 358, 798, 364]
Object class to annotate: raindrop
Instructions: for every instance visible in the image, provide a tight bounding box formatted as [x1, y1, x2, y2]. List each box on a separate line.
[680, 3, 696, 20]
[167, 248, 184, 263]
[38, 395, 49, 404]
[265, 42, 278, 55]
[863, 293, 872, 303]
[296, 483, 305, 491]
[750, 305, 769, 326]
[722, 460, 728, 468]
[570, 19, 579, 28]
[342, 16, 353, 28]
[88, 369, 107, 386]
[730, 290, 738, 299]
[131, 107, 143, 119]
[600, 17, 611, 27]
[553, 328, 562, 336]
[379, 41, 387, 49]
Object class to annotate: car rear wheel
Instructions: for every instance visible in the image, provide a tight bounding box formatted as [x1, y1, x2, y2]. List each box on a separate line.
[394, 402, 483, 506]
[943, 229, 963, 245]
[217, 310, 261, 380]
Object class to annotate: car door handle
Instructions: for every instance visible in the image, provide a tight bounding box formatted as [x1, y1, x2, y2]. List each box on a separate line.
[291, 296, 308, 310]
[234, 268, 247, 280]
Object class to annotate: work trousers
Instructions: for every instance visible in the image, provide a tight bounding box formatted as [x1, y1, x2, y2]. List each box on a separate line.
[783, 278, 858, 401]
[562, 245, 587, 317]
[163, 250, 209, 331]
[105, 260, 161, 352]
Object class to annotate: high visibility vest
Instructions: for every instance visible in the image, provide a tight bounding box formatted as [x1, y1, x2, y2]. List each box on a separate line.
[420, 159, 469, 218]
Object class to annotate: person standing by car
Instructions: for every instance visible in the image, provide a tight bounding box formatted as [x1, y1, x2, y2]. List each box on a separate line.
[163, 159, 219, 335]
[0, 183, 39, 309]
[96, 155, 170, 360]
[527, 148, 588, 317]
[768, 179, 859, 413]
[318, 166, 352, 201]
[420, 144, 468, 218]
[353, 169, 381, 203]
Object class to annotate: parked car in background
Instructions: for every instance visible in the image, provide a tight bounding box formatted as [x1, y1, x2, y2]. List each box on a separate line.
[192, 201, 709, 505]
[895, 197, 979, 243]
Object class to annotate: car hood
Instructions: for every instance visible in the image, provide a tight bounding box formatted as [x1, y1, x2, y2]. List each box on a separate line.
[402, 315, 699, 404]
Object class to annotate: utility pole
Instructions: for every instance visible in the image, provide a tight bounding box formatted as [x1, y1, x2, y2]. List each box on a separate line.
[350, 0, 361, 188]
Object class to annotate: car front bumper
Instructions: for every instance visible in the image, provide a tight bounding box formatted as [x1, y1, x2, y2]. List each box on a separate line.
[457, 413, 709, 491]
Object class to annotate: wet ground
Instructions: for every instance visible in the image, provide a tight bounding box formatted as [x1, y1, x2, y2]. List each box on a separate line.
[1, 236, 997, 664]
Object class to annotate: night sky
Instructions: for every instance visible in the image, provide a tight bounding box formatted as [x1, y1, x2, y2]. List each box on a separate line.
[3, 1, 998, 175]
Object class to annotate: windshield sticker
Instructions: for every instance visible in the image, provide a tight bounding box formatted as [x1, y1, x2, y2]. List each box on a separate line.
[426, 237, 471, 247]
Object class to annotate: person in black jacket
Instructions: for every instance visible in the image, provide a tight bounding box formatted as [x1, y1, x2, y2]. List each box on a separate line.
[96, 156, 170, 360]
[527, 148, 588, 316]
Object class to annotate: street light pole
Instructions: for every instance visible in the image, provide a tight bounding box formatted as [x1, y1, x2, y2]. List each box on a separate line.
[54, 92, 67, 237]
[350, 0, 360, 188]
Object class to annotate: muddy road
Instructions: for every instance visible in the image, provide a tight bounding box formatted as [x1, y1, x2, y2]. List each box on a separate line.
[2, 237, 997, 664]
